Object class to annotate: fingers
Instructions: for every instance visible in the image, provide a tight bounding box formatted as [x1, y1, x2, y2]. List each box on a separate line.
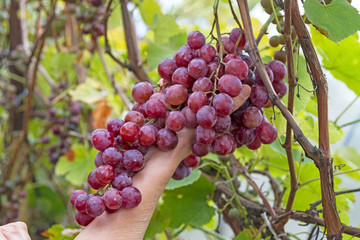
[0, 222, 31, 240]
[233, 84, 251, 111]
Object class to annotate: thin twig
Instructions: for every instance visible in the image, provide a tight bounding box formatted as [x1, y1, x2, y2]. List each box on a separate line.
[252, 170, 282, 208]
[338, 119, 360, 128]
[334, 96, 359, 125]
[95, 40, 132, 110]
[309, 188, 360, 210]
[255, 13, 275, 45]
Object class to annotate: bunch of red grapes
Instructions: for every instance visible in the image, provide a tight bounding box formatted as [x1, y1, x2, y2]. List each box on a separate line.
[70, 28, 288, 226]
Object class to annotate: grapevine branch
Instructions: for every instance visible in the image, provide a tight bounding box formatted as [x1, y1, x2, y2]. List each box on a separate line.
[235, 0, 319, 162]
[274, 0, 297, 233]
[119, 0, 151, 83]
[291, 0, 342, 238]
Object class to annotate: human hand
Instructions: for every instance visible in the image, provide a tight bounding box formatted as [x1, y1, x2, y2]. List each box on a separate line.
[0, 222, 31, 240]
[75, 84, 251, 240]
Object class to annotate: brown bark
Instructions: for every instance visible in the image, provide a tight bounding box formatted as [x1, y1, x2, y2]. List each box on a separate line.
[8, 0, 24, 133]
[291, 1, 342, 238]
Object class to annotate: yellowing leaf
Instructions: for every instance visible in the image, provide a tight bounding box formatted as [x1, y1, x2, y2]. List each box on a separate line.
[92, 100, 112, 129]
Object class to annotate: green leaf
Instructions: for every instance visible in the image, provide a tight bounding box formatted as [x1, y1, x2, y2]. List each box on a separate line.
[166, 170, 202, 190]
[153, 14, 181, 44]
[55, 144, 97, 186]
[162, 176, 216, 228]
[69, 81, 105, 104]
[138, 0, 162, 28]
[27, 184, 67, 222]
[304, 0, 360, 42]
[333, 147, 360, 179]
[312, 28, 360, 96]
[233, 229, 260, 240]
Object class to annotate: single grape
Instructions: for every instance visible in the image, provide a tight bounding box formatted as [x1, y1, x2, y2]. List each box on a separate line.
[241, 106, 264, 129]
[86, 195, 105, 217]
[182, 154, 200, 168]
[233, 126, 256, 145]
[102, 147, 123, 167]
[199, 44, 216, 63]
[131, 82, 154, 104]
[240, 55, 255, 71]
[94, 152, 105, 168]
[149, 92, 166, 103]
[192, 77, 213, 92]
[95, 165, 115, 185]
[188, 58, 208, 79]
[75, 194, 89, 213]
[174, 44, 194, 67]
[272, 80, 288, 97]
[138, 125, 157, 146]
[70, 190, 87, 206]
[192, 142, 210, 157]
[75, 211, 95, 226]
[172, 163, 188, 180]
[218, 74, 242, 97]
[255, 122, 278, 144]
[196, 105, 217, 128]
[88, 170, 103, 190]
[195, 126, 215, 145]
[188, 91, 208, 113]
[91, 129, 115, 151]
[267, 60, 287, 81]
[212, 93, 234, 116]
[165, 84, 188, 106]
[218, 36, 235, 54]
[187, 31, 206, 50]
[211, 133, 236, 155]
[246, 137, 262, 150]
[249, 85, 269, 109]
[144, 99, 167, 118]
[225, 59, 248, 80]
[229, 28, 246, 49]
[70, 101, 82, 115]
[254, 65, 274, 85]
[243, 69, 256, 86]
[120, 122, 140, 143]
[278, 35, 286, 45]
[171, 67, 194, 88]
[166, 111, 186, 132]
[103, 189, 122, 210]
[90, 0, 102, 7]
[181, 106, 198, 128]
[121, 187, 142, 209]
[112, 172, 132, 191]
[214, 115, 231, 132]
[155, 128, 178, 151]
[206, 61, 224, 81]
[124, 111, 145, 126]
[123, 149, 144, 172]
[274, 50, 287, 63]
[158, 59, 178, 80]
[224, 53, 241, 63]
[269, 36, 279, 47]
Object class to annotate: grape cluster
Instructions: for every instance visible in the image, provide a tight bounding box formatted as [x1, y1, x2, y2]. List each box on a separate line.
[45, 83, 82, 164]
[0, 187, 27, 224]
[70, 29, 287, 226]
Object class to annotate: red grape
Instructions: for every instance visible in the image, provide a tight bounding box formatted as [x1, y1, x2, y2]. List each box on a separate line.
[229, 28, 246, 49]
[188, 58, 208, 79]
[196, 105, 217, 128]
[174, 44, 194, 67]
[145, 99, 167, 118]
[165, 84, 188, 106]
[75, 194, 89, 213]
[192, 77, 213, 92]
[70, 190, 87, 206]
[249, 85, 269, 108]
[233, 126, 256, 145]
[195, 125, 215, 145]
[199, 44, 216, 63]
[246, 136, 262, 150]
[218, 74, 242, 97]
[88, 170, 103, 190]
[102, 147, 123, 167]
[103, 189, 122, 210]
[255, 122, 278, 144]
[272, 80, 288, 97]
[166, 111, 186, 132]
[158, 59, 177, 80]
[75, 211, 95, 226]
[211, 133, 235, 155]
[132, 82, 154, 103]
[214, 115, 231, 132]
[91, 129, 115, 151]
[192, 142, 210, 157]
[255, 65, 274, 85]
[120, 122, 140, 143]
[267, 60, 287, 81]
[123, 149, 144, 172]
[138, 125, 157, 146]
[187, 31, 206, 50]
[124, 111, 145, 126]
[212, 93, 234, 116]
[156, 128, 178, 151]
[241, 106, 264, 129]
[107, 118, 124, 137]
[225, 59, 248, 80]
[172, 163, 188, 180]
[95, 165, 115, 185]
[182, 154, 200, 168]
[172, 67, 194, 88]
[86, 195, 105, 217]
[188, 91, 208, 113]
[182, 106, 198, 128]
[112, 172, 132, 191]
[121, 187, 142, 209]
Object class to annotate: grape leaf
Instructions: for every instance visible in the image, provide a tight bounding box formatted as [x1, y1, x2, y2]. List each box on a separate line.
[233, 229, 260, 240]
[311, 28, 360, 96]
[165, 170, 202, 190]
[55, 144, 97, 186]
[304, 0, 360, 43]
[153, 14, 181, 44]
[161, 176, 216, 228]
[138, 0, 162, 28]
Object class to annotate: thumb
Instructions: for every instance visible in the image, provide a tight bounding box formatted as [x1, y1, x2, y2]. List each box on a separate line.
[233, 84, 251, 111]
